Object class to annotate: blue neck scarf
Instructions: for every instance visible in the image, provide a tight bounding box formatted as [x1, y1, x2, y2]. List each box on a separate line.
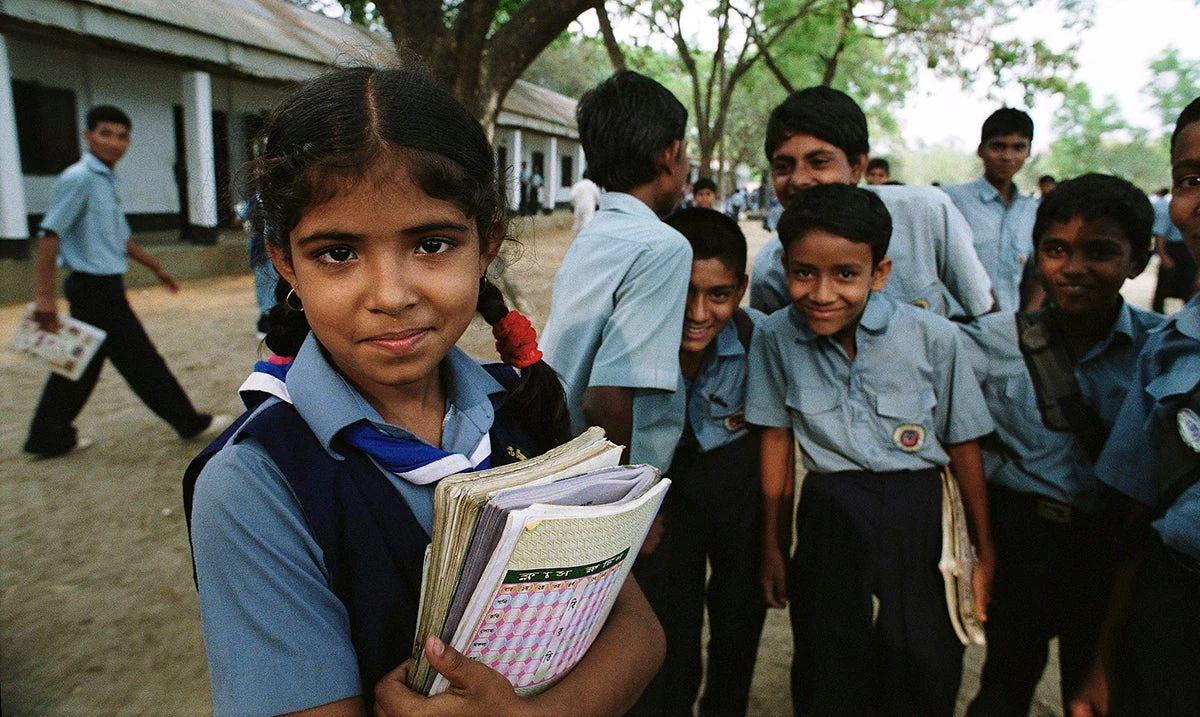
[239, 358, 491, 486]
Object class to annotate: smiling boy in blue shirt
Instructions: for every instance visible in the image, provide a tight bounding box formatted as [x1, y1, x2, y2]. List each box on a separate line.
[747, 183, 995, 716]
[649, 207, 766, 717]
[958, 174, 1164, 716]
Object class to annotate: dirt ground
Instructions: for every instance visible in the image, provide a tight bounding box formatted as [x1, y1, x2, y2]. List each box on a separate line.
[4, 210, 1162, 715]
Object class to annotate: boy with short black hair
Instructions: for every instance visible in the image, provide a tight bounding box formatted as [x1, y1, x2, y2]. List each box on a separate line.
[865, 157, 891, 185]
[943, 107, 1040, 312]
[958, 173, 1164, 716]
[750, 86, 994, 319]
[24, 104, 228, 458]
[690, 177, 717, 210]
[646, 207, 766, 717]
[747, 183, 995, 716]
[1071, 96, 1200, 717]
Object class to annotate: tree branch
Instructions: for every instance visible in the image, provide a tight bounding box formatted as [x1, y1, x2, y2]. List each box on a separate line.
[594, 2, 626, 72]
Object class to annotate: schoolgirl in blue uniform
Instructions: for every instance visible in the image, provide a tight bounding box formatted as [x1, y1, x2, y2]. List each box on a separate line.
[746, 184, 995, 716]
[184, 66, 664, 716]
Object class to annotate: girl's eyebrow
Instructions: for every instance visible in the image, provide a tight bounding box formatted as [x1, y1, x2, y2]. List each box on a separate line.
[293, 221, 472, 247]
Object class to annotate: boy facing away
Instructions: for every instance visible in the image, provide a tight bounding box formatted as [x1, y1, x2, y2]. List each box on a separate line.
[1071, 96, 1200, 717]
[647, 207, 766, 717]
[540, 70, 691, 474]
[746, 184, 995, 716]
[749, 87, 995, 319]
[957, 174, 1164, 716]
[942, 108, 1041, 313]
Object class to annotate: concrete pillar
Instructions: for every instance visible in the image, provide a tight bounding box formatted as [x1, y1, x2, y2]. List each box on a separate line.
[510, 129, 522, 211]
[181, 71, 218, 244]
[576, 144, 586, 183]
[547, 136, 558, 209]
[0, 33, 31, 258]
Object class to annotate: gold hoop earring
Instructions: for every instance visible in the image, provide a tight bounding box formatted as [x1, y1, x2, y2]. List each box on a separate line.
[285, 288, 304, 312]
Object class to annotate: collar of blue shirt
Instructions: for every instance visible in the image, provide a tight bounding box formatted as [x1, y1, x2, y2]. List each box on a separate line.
[82, 152, 114, 177]
[598, 191, 661, 220]
[973, 175, 1027, 205]
[285, 333, 506, 459]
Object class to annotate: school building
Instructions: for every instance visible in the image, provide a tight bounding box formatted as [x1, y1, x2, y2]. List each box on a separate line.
[0, 0, 584, 259]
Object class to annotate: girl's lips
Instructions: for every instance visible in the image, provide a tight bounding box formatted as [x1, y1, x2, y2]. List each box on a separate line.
[363, 328, 430, 353]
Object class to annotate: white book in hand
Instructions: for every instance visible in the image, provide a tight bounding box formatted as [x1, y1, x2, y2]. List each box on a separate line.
[7, 304, 106, 381]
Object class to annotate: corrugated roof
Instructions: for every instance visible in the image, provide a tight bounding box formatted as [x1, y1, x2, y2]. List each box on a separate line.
[65, 0, 395, 66]
[504, 80, 578, 131]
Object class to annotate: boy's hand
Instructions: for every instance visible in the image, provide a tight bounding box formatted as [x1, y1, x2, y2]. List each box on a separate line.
[639, 514, 664, 556]
[761, 547, 788, 608]
[154, 267, 182, 293]
[972, 550, 994, 623]
[33, 296, 61, 333]
[1067, 661, 1111, 717]
[374, 636, 522, 717]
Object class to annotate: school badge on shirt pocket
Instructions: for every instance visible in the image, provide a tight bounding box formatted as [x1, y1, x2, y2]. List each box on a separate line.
[1179, 408, 1200, 452]
[723, 410, 746, 432]
[893, 424, 925, 452]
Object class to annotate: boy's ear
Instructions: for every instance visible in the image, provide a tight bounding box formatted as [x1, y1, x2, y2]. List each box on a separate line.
[734, 274, 749, 305]
[849, 153, 869, 184]
[658, 139, 683, 173]
[1128, 247, 1151, 279]
[267, 243, 297, 288]
[870, 257, 892, 292]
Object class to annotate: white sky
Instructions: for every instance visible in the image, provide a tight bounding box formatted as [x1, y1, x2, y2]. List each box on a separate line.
[894, 0, 1200, 153]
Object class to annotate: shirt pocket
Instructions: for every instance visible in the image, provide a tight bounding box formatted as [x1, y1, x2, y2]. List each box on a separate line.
[874, 391, 935, 453]
[784, 385, 843, 448]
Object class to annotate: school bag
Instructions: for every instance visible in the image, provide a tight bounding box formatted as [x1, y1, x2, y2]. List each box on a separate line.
[182, 363, 534, 706]
[1015, 308, 1110, 461]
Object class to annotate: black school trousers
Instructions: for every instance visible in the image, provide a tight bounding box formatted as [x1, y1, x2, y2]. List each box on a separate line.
[788, 469, 963, 717]
[967, 484, 1122, 717]
[629, 433, 767, 717]
[24, 273, 207, 455]
[1112, 532, 1200, 716]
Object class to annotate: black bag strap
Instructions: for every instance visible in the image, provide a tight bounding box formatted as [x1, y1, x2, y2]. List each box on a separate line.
[732, 307, 755, 353]
[1015, 309, 1110, 461]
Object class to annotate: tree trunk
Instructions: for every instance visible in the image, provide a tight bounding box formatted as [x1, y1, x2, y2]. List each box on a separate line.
[595, 2, 626, 72]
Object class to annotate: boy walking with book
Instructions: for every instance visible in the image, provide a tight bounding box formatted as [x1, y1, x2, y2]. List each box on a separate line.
[651, 207, 766, 716]
[746, 184, 995, 716]
[957, 174, 1164, 716]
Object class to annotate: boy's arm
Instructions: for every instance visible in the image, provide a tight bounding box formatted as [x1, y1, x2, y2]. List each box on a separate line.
[945, 439, 995, 621]
[33, 233, 63, 332]
[760, 426, 795, 609]
[126, 239, 181, 293]
[582, 386, 633, 464]
[374, 577, 664, 717]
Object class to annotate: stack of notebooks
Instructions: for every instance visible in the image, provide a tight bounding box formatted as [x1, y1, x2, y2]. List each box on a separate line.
[408, 427, 670, 696]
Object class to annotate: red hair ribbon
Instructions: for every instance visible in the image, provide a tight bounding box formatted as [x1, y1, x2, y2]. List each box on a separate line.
[492, 310, 543, 369]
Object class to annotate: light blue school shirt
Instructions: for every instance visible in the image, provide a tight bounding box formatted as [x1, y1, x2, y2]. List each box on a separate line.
[748, 184, 994, 318]
[941, 177, 1038, 312]
[191, 333, 505, 715]
[1096, 294, 1200, 561]
[541, 191, 692, 472]
[1153, 196, 1184, 243]
[745, 292, 993, 473]
[38, 153, 132, 275]
[685, 309, 764, 452]
[959, 303, 1166, 508]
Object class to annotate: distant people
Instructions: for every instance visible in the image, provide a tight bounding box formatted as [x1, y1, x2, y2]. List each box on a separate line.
[530, 166, 544, 215]
[240, 194, 278, 339]
[865, 157, 892, 185]
[1038, 174, 1057, 197]
[570, 174, 602, 234]
[185, 65, 663, 716]
[655, 207, 766, 716]
[518, 161, 531, 214]
[23, 105, 230, 458]
[942, 107, 1040, 312]
[750, 86, 994, 319]
[960, 174, 1163, 716]
[725, 186, 747, 220]
[691, 177, 717, 209]
[748, 184, 994, 716]
[1070, 95, 1200, 717]
[1151, 187, 1198, 313]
